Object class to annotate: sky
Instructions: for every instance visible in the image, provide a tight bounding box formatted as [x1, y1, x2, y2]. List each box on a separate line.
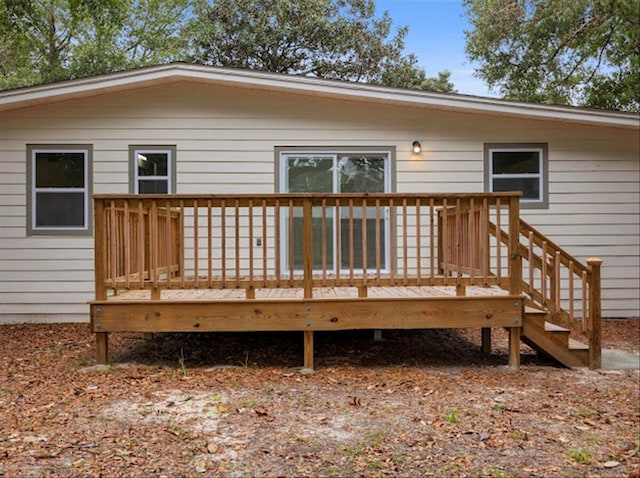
[375, 0, 496, 97]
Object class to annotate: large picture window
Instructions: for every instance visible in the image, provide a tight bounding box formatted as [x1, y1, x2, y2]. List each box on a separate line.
[278, 148, 393, 273]
[129, 146, 176, 194]
[485, 143, 548, 208]
[27, 145, 92, 235]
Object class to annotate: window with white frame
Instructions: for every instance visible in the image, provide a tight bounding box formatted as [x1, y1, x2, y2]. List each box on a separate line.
[485, 143, 548, 208]
[278, 148, 393, 273]
[129, 146, 176, 194]
[27, 145, 92, 235]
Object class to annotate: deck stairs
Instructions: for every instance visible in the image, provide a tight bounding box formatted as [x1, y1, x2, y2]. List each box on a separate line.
[492, 219, 601, 369]
[522, 309, 589, 367]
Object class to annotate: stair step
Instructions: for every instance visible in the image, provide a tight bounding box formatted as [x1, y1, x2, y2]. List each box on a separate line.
[522, 318, 588, 368]
[569, 338, 588, 350]
[545, 322, 570, 333]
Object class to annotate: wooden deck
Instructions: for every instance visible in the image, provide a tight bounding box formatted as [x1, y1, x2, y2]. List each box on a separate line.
[90, 193, 602, 369]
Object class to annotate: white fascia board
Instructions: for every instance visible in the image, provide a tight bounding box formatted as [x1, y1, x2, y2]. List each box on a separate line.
[0, 62, 638, 129]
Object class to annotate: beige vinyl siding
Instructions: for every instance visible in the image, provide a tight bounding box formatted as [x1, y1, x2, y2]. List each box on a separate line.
[0, 80, 638, 321]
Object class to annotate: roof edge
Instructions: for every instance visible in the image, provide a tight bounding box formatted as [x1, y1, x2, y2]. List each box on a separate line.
[1, 62, 638, 129]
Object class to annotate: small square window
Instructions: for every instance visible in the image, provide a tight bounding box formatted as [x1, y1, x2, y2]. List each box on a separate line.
[130, 146, 176, 194]
[27, 145, 92, 235]
[485, 144, 548, 209]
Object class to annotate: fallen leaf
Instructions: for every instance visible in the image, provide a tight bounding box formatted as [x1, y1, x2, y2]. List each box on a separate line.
[207, 441, 219, 454]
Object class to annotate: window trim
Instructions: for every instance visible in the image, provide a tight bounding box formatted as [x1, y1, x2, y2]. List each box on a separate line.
[484, 143, 549, 209]
[26, 144, 93, 236]
[275, 146, 396, 274]
[129, 145, 176, 194]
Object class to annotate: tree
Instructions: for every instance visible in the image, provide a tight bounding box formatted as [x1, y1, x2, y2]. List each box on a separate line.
[463, 0, 639, 111]
[0, 0, 194, 90]
[188, 0, 455, 92]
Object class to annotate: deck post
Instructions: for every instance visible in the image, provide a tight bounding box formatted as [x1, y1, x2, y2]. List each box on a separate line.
[96, 332, 109, 364]
[508, 195, 522, 369]
[302, 199, 314, 369]
[303, 330, 314, 370]
[481, 328, 491, 354]
[587, 258, 602, 369]
[508, 327, 520, 369]
[94, 198, 107, 301]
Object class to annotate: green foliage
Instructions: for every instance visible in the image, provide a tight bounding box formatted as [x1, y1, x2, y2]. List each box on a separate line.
[178, 348, 188, 375]
[463, 0, 639, 111]
[568, 447, 592, 464]
[445, 409, 459, 423]
[0, 0, 196, 90]
[189, 0, 455, 92]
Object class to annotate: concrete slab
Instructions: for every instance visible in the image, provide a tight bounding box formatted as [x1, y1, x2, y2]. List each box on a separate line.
[601, 348, 640, 370]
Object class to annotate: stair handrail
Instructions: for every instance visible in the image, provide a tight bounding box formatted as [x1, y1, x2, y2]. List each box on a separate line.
[491, 218, 602, 369]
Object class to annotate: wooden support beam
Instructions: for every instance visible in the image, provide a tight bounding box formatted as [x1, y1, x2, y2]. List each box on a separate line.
[90, 296, 523, 333]
[96, 332, 109, 364]
[304, 330, 314, 370]
[508, 327, 520, 369]
[481, 328, 491, 354]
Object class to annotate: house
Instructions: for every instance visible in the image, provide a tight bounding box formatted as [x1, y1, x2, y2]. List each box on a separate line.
[0, 62, 638, 334]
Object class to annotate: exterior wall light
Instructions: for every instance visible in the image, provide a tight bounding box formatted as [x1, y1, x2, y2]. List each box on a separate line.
[412, 140, 422, 154]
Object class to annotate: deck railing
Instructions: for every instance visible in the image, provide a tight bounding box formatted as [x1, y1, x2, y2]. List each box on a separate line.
[489, 218, 602, 368]
[93, 193, 523, 300]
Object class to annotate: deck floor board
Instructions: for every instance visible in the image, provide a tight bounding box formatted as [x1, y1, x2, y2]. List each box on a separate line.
[108, 284, 507, 301]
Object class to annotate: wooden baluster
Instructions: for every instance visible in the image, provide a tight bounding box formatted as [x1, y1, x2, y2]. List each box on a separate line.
[123, 201, 131, 289]
[165, 200, 172, 287]
[262, 200, 268, 289]
[235, 199, 240, 288]
[541, 241, 548, 304]
[361, 198, 368, 287]
[429, 198, 434, 286]
[288, 200, 294, 284]
[193, 201, 199, 289]
[335, 198, 341, 286]
[482, 197, 489, 286]
[389, 198, 395, 286]
[568, 261, 575, 322]
[375, 199, 381, 286]
[528, 232, 534, 292]
[321, 199, 327, 285]
[275, 200, 281, 286]
[137, 201, 145, 289]
[207, 199, 213, 288]
[455, 198, 462, 294]
[495, 198, 502, 283]
[402, 198, 408, 286]
[554, 251, 561, 312]
[349, 199, 354, 282]
[109, 200, 117, 290]
[582, 270, 588, 329]
[221, 200, 226, 286]
[469, 197, 476, 284]
[248, 199, 254, 295]
[416, 198, 421, 286]
[151, 200, 159, 290]
[441, 198, 448, 285]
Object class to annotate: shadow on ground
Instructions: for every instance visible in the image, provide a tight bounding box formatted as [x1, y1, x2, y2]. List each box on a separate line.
[110, 329, 558, 370]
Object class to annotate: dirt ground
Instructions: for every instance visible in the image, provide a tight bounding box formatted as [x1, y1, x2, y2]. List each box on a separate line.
[0, 320, 638, 477]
